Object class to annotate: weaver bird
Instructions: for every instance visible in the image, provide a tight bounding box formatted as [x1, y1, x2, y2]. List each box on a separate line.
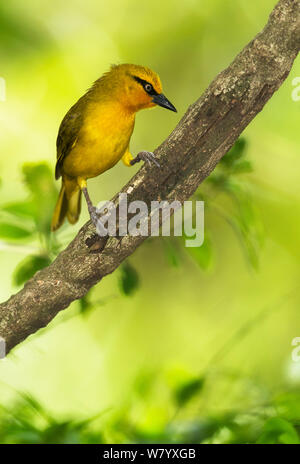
[51, 63, 177, 231]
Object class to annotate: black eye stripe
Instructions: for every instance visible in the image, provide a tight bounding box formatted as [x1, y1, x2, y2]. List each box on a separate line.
[132, 75, 159, 96]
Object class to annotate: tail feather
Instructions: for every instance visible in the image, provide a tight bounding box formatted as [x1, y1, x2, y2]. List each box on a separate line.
[67, 189, 81, 225]
[51, 183, 81, 231]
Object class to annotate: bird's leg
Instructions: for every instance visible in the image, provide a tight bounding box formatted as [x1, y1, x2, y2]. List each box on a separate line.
[82, 187, 99, 227]
[130, 151, 160, 168]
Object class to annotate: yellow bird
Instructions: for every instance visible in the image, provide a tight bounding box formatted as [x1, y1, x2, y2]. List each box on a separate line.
[51, 63, 176, 231]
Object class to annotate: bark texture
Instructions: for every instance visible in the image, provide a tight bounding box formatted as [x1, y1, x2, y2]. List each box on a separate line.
[1, 0, 299, 353]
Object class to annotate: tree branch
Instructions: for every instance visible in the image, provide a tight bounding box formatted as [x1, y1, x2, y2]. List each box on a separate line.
[1, 0, 299, 354]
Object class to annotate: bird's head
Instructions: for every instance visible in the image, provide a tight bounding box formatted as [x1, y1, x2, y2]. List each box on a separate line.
[101, 64, 177, 114]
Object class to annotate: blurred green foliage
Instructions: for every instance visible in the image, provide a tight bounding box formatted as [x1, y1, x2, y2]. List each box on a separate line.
[0, 0, 299, 446]
[0, 4, 51, 60]
[162, 138, 262, 271]
[1, 374, 300, 444]
[0, 163, 59, 286]
[119, 261, 140, 296]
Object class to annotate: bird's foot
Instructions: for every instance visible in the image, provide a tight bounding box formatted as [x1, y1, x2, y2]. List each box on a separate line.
[130, 151, 160, 167]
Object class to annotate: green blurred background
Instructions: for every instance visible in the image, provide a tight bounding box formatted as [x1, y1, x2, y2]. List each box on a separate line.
[0, 0, 300, 444]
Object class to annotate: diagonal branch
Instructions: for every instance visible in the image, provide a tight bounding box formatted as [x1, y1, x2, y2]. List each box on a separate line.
[0, 0, 299, 354]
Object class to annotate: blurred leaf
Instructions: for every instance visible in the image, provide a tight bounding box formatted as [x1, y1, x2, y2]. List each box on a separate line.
[169, 418, 223, 444]
[162, 238, 181, 267]
[221, 182, 264, 270]
[22, 163, 58, 235]
[0, 4, 51, 59]
[257, 418, 299, 444]
[79, 295, 92, 314]
[229, 216, 259, 269]
[119, 262, 140, 296]
[174, 377, 205, 406]
[186, 236, 213, 271]
[133, 370, 157, 398]
[206, 173, 228, 190]
[0, 222, 33, 240]
[22, 163, 55, 197]
[0, 391, 105, 444]
[199, 136, 261, 270]
[2, 200, 36, 218]
[13, 254, 51, 286]
[275, 392, 300, 422]
[221, 137, 247, 168]
[231, 160, 253, 174]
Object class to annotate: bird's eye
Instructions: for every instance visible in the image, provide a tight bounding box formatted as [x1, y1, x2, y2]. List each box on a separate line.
[144, 83, 153, 93]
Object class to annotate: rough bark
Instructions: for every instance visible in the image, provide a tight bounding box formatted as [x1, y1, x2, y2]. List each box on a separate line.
[0, 0, 299, 354]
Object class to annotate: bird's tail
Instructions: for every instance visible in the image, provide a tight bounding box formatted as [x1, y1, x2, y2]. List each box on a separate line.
[51, 181, 82, 231]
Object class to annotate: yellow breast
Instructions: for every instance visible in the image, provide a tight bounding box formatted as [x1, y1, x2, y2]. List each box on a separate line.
[63, 101, 135, 179]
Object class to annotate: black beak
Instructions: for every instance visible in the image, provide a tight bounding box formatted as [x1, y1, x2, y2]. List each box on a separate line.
[152, 93, 177, 112]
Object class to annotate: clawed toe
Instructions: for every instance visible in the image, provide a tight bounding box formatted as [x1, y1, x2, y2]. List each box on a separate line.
[130, 151, 160, 167]
[139, 151, 160, 167]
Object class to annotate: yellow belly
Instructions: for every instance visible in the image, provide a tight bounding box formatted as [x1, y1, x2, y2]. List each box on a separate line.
[63, 102, 135, 180]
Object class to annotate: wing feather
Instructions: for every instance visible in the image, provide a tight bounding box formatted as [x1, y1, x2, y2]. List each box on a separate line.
[55, 97, 86, 179]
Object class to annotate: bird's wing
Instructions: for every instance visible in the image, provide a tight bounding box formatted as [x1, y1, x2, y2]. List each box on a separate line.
[55, 98, 85, 180]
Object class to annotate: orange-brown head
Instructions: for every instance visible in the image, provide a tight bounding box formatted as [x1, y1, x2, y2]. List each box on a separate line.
[93, 63, 177, 114]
